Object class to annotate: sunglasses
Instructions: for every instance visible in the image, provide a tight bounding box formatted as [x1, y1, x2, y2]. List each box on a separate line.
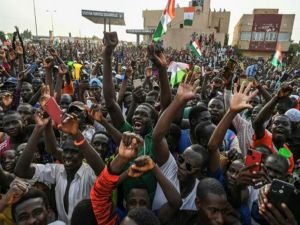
[177, 155, 201, 172]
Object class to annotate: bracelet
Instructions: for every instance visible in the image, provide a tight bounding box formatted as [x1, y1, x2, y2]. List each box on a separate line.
[74, 138, 86, 146]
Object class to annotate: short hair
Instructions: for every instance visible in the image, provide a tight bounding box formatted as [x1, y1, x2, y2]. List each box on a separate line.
[91, 131, 110, 142]
[168, 123, 181, 140]
[127, 207, 160, 225]
[71, 199, 97, 225]
[3, 111, 22, 120]
[139, 102, 158, 124]
[189, 103, 208, 122]
[209, 96, 224, 106]
[266, 154, 289, 173]
[196, 178, 226, 201]
[190, 144, 209, 168]
[11, 188, 49, 222]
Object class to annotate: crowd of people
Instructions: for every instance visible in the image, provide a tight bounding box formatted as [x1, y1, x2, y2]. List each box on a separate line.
[0, 26, 299, 225]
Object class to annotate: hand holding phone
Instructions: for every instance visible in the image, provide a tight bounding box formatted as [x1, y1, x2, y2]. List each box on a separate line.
[44, 97, 62, 126]
[245, 149, 263, 172]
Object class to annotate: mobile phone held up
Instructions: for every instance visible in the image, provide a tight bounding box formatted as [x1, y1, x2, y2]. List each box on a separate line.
[44, 97, 63, 126]
[268, 179, 300, 220]
[245, 149, 263, 172]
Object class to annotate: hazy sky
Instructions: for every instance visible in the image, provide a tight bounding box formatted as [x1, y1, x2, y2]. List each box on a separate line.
[0, 0, 299, 44]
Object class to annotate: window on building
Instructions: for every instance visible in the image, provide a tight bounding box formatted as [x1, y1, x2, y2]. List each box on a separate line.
[265, 32, 278, 41]
[240, 32, 251, 41]
[252, 32, 265, 41]
[278, 32, 290, 42]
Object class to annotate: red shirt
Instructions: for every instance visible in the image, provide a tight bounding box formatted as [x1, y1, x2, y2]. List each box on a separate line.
[252, 130, 294, 174]
[90, 166, 120, 225]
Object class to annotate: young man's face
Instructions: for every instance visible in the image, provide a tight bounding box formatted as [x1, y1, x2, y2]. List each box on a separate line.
[271, 115, 291, 143]
[177, 148, 203, 182]
[15, 197, 48, 225]
[92, 133, 110, 159]
[196, 193, 227, 225]
[208, 99, 225, 125]
[0, 149, 17, 173]
[3, 113, 23, 137]
[17, 104, 33, 125]
[132, 105, 152, 136]
[265, 154, 288, 181]
[126, 188, 150, 212]
[62, 148, 83, 172]
[21, 83, 34, 102]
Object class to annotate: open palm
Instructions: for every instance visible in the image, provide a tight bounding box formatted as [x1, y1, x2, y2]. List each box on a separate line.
[230, 83, 258, 113]
[177, 83, 196, 101]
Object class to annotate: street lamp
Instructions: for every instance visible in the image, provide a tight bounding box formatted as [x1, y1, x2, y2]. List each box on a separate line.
[33, 0, 38, 37]
[46, 9, 56, 36]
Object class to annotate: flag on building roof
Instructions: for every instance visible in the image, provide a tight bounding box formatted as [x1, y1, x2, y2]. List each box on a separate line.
[184, 7, 195, 26]
[168, 61, 189, 87]
[190, 39, 202, 58]
[153, 0, 176, 42]
[272, 45, 282, 67]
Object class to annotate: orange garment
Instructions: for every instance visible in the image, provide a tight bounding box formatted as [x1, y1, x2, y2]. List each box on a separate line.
[252, 130, 294, 174]
[62, 82, 74, 96]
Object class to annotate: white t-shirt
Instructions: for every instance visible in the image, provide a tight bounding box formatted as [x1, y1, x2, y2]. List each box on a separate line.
[152, 154, 199, 211]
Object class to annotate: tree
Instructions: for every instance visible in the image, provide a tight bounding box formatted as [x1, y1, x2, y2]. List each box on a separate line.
[21, 29, 32, 40]
[0, 31, 6, 41]
[92, 35, 100, 40]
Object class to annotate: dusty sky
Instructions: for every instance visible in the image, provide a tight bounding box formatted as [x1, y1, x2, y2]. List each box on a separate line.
[0, 0, 299, 44]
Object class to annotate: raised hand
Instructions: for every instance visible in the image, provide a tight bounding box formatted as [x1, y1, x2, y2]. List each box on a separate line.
[88, 104, 103, 122]
[48, 47, 58, 57]
[43, 56, 54, 69]
[230, 83, 258, 113]
[132, 86, 146, 103]
[15, 41, 23, 55]
[1, 92, 13, 108]
[125, 66, 133, 79]
[147, 44, 167, 69]
[34, 110, 50, 128]
[235, 163, 270, 187]
[5, 179, 29, 205]
[258, 185, 297, 225]
[58, 64, 68, 75]
[103, 32, 118, 55]
[176, 82, 197, 102]
[277, 85, 293, 99]
[57, 113, 79, 136]
[145, 67, 152, 78]
[118, 132, 144, 161]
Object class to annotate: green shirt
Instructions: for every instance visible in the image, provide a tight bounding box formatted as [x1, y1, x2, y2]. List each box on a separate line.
[119, 121, 157, 202]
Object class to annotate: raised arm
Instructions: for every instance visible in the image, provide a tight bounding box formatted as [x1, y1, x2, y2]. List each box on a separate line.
[89, 104, 122, 145]
[253, 85, 292, 139]
[15, 112, 49, 179]
[208, 84, 258, 172]
[153, 83, 196, 166]
[55, 64, 68, 103]
[102, 32, 125, 129]
[58, 113, 105, 175]
[148, 45, 171, 111]
[44, 57, 55, 96]
[90, 132, 143, 225]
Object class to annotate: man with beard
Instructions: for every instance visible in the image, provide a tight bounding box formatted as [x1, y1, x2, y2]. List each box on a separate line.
[252, 85, 294, 173]
[15, 112, 104, 224]
[102, 32, 171, 203]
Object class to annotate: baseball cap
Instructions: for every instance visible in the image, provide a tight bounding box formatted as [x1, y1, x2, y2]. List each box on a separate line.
[4, 77, 17, 86]
[89, 78, 102, 88]
[68, 101, 86, 112]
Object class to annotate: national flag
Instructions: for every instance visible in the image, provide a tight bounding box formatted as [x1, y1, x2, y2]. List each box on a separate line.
[272, 45, 282, 67]
[153, 0, 176, 42]
[184, 7, 195, 26]
[168, 61, 189, 87]
[190, 40, 202, 58]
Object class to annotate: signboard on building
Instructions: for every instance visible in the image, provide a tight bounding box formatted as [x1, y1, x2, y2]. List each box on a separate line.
[249, 14, 282, 51]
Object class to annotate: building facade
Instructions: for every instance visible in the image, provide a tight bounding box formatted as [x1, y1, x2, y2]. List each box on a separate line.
[143, 0, 230, 50]
[232, 9, 295, 59]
